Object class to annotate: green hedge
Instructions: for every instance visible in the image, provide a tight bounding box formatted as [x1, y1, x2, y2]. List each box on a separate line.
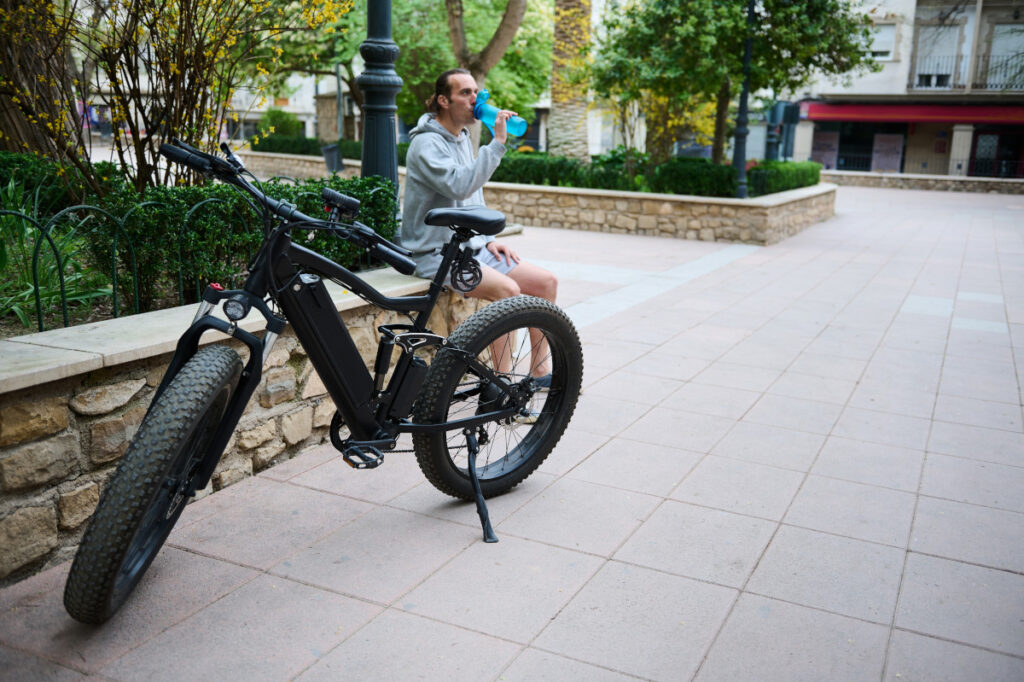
[86, 173, 397, 311]
[250, 137, 410, 167]
[491, 150, 821, 198]
[747, 160, 822, 196]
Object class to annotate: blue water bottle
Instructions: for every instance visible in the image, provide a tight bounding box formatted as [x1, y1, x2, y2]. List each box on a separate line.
[473, 90, 528, 138]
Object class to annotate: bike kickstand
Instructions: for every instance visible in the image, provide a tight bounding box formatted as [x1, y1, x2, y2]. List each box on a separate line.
[463, 428, 498, 543]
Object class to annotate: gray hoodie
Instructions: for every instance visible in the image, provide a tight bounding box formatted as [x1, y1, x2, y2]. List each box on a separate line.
[399, 113, 506, 278]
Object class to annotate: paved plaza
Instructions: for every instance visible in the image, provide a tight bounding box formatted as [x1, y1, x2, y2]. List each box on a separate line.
[2, 185, 1023, 680]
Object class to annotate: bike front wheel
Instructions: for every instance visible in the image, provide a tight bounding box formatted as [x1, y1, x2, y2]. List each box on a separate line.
[412, 296, 583, 500]
[63, 344, 242, 624]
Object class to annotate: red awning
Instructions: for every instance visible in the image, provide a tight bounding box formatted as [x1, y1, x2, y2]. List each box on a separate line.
[801, 102, 1024, 124]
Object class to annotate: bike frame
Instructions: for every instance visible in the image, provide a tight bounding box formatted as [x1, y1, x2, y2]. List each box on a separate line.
[150, 150, 525, 491]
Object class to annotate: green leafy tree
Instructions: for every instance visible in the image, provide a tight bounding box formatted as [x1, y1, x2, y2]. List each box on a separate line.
[589, 0, 877, 164]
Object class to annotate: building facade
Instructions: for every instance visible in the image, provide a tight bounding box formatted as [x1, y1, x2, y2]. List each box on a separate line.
[794, 0, 1024, 177]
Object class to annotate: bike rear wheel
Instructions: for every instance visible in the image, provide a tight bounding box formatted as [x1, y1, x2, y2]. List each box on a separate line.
[412, 296, 583, 500]
[63, 345, 242, 624]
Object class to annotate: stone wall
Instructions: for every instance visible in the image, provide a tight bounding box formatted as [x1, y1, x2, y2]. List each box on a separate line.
[0, 283, 480, 586]
[483, 183, 836, 246]
[821, 170, 1024, 194]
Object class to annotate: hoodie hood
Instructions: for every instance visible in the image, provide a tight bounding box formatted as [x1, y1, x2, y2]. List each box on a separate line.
[408, 113, 464, 143]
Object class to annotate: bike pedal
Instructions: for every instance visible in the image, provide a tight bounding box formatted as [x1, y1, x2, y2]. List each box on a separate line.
[342, 444, 385, 469]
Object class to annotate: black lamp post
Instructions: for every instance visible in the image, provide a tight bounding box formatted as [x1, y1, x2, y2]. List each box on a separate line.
[733, 0, 756, 199]
[356, 0, 403, 190]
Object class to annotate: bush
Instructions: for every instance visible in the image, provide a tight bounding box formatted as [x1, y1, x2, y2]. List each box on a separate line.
[747, 160, 822, 197]
[648, 157, 738, 197]
[250, 135, 323, 156]
[0, 151, 82, 216]
[84, 174, 398, 311]
[258, 108, 304, 137]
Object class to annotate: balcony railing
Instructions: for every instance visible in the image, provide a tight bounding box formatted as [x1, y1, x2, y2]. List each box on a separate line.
[972, 52, 1024, 91]
[910, 55, 962, 90]
[827, 152, 1023, 178]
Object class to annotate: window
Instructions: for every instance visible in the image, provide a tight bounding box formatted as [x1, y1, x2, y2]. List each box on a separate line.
[870, 24, 896, 60]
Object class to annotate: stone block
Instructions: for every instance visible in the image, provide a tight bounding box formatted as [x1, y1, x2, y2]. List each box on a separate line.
[686, 230, 698, 240]
[252, 439, 287, 469]
[59, 482, 100, 529]
[700, 228, 716, 241]
[638, 215, 658, 230]
[238, 421, 277, 450]
[259, 367, 296, 408]
[0, 396, 69, 448]
[281, 407, 313, 445]
[89, 417, 131, 464]
[264, 347, 291, 368]
[0, 506, 57, 579]
[0, 433, 77, 491]
[70, 378, 146, 416]
[301, 369, 328, 399]
[314, 400, 336, 428]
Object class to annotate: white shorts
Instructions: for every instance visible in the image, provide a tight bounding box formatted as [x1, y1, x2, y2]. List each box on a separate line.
[412, 245, 518, 280]
[474, 245, 518, 275]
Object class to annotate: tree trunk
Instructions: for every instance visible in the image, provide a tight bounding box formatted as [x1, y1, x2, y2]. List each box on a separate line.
[712, 79, 730, 165]
[548, 0, 591, 161]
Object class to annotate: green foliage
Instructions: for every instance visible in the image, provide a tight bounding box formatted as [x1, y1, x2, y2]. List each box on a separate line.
[259, 108, 304, 137]
[0, 178, 111, 328]
[0, 151, 82, 216]
[251, 136, 325, 156]
[747, 160, 822, 197]
[649, 157, 737, 197]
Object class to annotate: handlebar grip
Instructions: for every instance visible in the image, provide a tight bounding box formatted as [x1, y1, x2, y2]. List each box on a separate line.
[159, 143, 211, 173]
[321, 187, 360, 216]
[370, 243, 416, 276]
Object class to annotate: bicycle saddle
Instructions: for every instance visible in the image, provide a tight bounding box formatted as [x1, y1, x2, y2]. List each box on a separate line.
[424, 206, 506, 236]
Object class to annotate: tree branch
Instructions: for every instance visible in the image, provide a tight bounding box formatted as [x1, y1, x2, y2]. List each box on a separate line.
[475, 0, 527, 75]
[445, 0, 470, 65]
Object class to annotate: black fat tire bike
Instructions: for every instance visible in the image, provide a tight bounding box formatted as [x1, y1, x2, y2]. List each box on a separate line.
[63, 139, 583, 624]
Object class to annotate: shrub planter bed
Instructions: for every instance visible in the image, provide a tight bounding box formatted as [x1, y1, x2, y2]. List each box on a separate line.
[821, 169, 1024, 194]
[237, 151, 836, 246]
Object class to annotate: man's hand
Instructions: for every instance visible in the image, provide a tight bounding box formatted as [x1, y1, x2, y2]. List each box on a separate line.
[486, 241, 520, 267]
[492, 109, 518, 145]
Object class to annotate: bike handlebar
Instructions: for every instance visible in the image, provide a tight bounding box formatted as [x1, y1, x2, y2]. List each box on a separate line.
[159, 139, 416, 276]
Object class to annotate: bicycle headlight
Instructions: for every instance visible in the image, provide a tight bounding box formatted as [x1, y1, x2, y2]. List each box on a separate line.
[223, 296, 249, 321]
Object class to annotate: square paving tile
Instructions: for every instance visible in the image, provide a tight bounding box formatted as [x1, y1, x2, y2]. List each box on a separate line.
[562, 393, 651, 438]
[497, 478, 661, 556]
[920, 454, 1024, 512]
[787, 352, 868, 381]
[691, 362, 781, 392]
[784, 475, 917, 547]
[695, 594, 888, 682]
[884, 629, 1024, 682]
[295, 609, 520, 681]
[662, 382, 762, 419]
[711, 421, 825, 472]
[499, 648, 637, 681]
[257, 443, 339, 482]
[566, 437, 702, 497]
[538, 427, 609, 476]
[940, 362, 1020, 404]
[811, 436, 924, 492]
[0, 644, 88, 680]
[620, 407, 735, 452]
[767, 371, 857, 405]
[672, 455, 805, 520]
[661, 325, 752, 360]
[0, 549, 256, 673]
[534, 561, 736, 682]
[895, 553, 1024, 656]
[389, 471, 554, 527]
[272, 506, 475, 604]
[832, 406, 932, 450]
[287, 448, 428, 504]
[910, 496, 1024, 573]
[614, 500, 775, 588]
[746, 525, 904, 623]
[933, 394, 1023, 432]
[624, 351, 711, 382]
[847, 380, 937, 419]
[99, 575, 381, 680]
[928, 421, 1024, 467]
[398, 536, 603, 643]
[584, 370, 684, 406]
[743, 394, 843, 436]
[169, 477, 373, 570]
